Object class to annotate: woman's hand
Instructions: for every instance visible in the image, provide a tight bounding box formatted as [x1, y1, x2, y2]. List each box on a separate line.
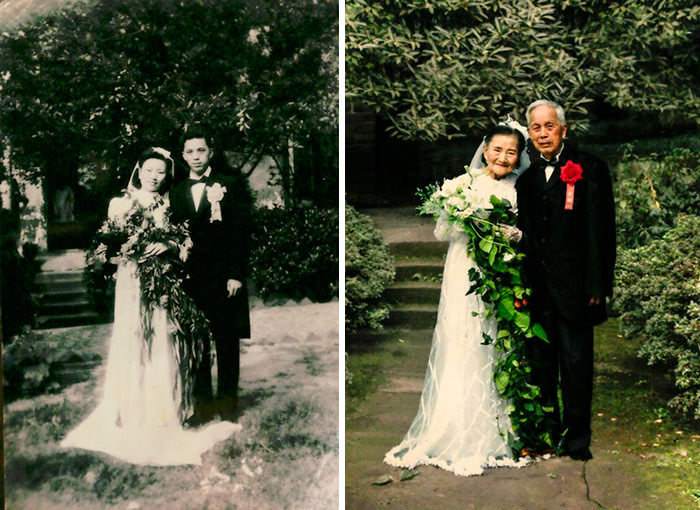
[140, 242, 169, 262]
[498, 224, 523, 243]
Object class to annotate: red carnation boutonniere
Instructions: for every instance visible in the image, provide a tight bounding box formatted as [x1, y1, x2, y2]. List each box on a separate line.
[560, 160, 583, 210]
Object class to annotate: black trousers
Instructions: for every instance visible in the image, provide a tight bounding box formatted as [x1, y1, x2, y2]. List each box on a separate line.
[530, 289, 594, 452]
[193, 309, 240, 414]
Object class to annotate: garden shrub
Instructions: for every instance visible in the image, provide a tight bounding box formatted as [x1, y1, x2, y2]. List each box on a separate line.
[345, 205, 394, 332]
[2, 329, 100, 402]
[615, 214, 700, 419]
[614, 148, 700, 249]
[250, 205, 338, 303]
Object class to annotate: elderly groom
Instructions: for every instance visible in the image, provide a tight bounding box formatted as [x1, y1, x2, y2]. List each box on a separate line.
[516, 100, 616, 460]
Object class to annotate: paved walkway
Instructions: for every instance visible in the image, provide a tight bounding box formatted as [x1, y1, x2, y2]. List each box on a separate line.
[345, 208, 650, 510]
[346, 327, 651, 510]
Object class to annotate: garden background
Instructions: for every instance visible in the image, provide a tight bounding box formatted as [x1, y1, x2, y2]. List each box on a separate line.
[345, 1, 700, 508]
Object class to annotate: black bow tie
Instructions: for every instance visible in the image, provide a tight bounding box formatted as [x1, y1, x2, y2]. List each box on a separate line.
[189, 178, 205, 186]
[541, 157, 559, 168]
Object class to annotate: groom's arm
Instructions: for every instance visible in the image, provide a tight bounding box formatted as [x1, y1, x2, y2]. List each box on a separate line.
[221, 173, 253, 291]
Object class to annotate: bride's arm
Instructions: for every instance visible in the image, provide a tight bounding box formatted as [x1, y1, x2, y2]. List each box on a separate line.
[433, 211, 452, 241]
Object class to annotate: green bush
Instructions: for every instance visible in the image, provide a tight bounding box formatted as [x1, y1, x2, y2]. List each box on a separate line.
[615, 215, 700, 420]
[250, 206, 338, 302]
[345, 205, 394, 332]
[614, 148, 700, 249]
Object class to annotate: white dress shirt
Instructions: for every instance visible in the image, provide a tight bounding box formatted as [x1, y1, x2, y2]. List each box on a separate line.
[543, 144, 565, 182]
[189, 167, 212, 211]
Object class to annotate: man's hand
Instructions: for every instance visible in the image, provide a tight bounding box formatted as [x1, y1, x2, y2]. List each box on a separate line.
[227, 279, 243, 297]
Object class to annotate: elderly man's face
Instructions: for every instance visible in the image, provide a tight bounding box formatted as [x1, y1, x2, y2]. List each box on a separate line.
[528, 105, 567, 160]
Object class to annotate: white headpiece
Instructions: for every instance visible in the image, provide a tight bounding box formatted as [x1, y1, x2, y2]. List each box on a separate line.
[468, 116, 531, 177]
[127, 147, 176, 193]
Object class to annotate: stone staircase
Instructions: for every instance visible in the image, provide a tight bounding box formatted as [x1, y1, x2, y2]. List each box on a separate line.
[360, 208, 447, 331]
[34, 250, 103, 329]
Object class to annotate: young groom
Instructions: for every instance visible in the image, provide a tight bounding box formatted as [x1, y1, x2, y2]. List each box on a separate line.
[170, 124, 252, 424]
[516, 100, 616, 460]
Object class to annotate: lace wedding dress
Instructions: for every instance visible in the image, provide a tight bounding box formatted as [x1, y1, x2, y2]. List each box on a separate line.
[384, 170, 528, 476]
[61, 189, 239, 466]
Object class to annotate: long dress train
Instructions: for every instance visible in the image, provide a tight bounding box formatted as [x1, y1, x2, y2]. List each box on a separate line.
[61, 190, 239, 466]
[384, 171, 528, 476]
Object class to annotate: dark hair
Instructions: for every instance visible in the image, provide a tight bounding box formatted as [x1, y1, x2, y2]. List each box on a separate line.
[131, 148, 174, 192]
[180, 123, 214, 149]
[481, 124, 526, 165]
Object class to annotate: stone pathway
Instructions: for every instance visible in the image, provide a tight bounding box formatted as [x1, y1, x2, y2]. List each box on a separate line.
[346, 327, 650, 510]
[346, 208, 650, 510]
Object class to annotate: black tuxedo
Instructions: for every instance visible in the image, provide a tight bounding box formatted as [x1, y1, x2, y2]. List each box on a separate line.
[169, 168, 252, 413]
[516, 144, 616, 452]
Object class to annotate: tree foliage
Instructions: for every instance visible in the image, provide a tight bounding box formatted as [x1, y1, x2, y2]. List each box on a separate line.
[0, 0, 337, 205]
[346, 0, 700, 140]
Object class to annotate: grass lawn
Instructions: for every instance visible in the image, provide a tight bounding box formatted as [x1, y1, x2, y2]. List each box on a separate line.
[4, 302, 339, 510]
[346, 318, 700, 509]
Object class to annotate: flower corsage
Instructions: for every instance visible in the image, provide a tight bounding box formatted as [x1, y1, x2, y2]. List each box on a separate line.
[206, 182, 227, 222]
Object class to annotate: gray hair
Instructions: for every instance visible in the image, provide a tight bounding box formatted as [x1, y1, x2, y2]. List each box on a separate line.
[526, 100, 566, 125]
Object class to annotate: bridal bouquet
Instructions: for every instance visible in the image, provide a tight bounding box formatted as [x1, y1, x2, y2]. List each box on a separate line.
[418, 170, 555, 455]
[86, 193, 209, 419]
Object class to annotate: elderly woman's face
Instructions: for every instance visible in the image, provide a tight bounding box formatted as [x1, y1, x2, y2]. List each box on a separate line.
[138, 158, 168, 192]
[483, 134, 520, 180]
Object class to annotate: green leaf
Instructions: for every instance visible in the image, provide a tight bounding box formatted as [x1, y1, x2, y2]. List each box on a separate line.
[479, 237, 493, 253]
[497, 298, 516, 319]
[400, 469, 419, 481]
[531, 323, 548, 341]
[495, 371, 509, 393]
[371, 474, 393, 486]
[514, 312, 531, 332]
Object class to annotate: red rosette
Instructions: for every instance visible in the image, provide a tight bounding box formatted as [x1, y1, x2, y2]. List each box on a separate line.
[560, 160, 583, 184]
[560, 161, 583, 210]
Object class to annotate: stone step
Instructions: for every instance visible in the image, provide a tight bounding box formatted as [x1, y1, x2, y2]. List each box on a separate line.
[386, 304, 438, 330]
[385, 281, 441, 304]
[38, 298, 93, 316]
[35, 271, 84, 285]
[38, 288, 89, 304]
[389, 241, 447, 258]
[394, 258, 445, 282]
[35, 311, 104, 330]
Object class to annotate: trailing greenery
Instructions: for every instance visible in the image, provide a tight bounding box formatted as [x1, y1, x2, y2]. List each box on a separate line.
[250, 205, 339, 302]
[614, 147, 700, 249]
[615, 214, 700, 420]
[344, 205, 395, 333]
[418, 176, 554, 453]
[347, 0, 700, 140]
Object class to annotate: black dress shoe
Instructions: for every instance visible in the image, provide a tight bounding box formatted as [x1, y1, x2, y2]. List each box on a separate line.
[184, 413, 206, 428]
[568, 447, 593, 461]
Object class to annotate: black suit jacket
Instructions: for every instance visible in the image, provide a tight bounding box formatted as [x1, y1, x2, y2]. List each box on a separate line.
[516, 144, 616, 325]
[169, 168, 252, 338]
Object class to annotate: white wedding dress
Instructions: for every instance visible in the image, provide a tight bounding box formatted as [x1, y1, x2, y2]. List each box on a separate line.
[61, 189, 239, 466]
[384, 171, 528, 476]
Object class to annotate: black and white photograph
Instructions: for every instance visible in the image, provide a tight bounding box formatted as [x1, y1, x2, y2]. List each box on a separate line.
[344, 1, 700, 509]
[1, 0, 338, 508]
